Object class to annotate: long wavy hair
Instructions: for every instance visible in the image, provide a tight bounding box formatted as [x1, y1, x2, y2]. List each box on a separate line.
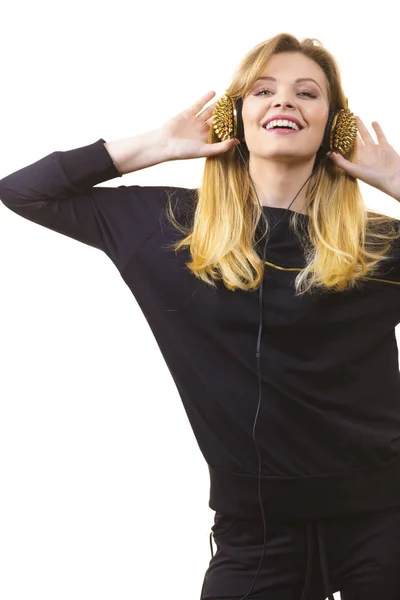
[166, 33, 399, 294]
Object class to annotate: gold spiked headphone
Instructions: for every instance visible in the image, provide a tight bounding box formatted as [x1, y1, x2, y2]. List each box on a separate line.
[212, 94, 358, 157]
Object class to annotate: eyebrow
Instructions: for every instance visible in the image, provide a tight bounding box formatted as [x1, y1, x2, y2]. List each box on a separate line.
[254, 76, 322, 91]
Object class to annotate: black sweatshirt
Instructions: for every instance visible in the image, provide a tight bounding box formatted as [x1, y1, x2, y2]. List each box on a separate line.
[1, 138, 400, 522]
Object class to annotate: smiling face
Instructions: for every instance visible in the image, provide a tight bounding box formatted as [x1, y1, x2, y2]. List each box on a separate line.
[241, 52, 330, 163]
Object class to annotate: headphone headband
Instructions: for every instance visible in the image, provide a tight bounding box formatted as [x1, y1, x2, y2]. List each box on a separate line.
[212, 94, 358, 157]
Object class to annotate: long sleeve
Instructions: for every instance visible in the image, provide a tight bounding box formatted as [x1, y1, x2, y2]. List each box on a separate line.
[381, 222, 400, 285]
[393, 235, 400, 283]
[0, 139, 175, 272]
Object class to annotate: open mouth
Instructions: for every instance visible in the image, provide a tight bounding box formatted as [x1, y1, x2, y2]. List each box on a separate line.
[262, 119, 303, 133]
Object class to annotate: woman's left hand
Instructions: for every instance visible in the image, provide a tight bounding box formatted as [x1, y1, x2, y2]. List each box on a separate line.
[329, 117, 400, 202]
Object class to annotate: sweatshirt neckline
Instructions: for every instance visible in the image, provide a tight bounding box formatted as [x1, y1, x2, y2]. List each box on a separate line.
[262, 206, 309, 218]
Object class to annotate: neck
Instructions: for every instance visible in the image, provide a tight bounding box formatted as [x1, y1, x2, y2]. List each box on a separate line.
[248, 156, 316, 215]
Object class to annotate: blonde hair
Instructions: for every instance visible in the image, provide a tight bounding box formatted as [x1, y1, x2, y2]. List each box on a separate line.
[166, 33, 399, 294]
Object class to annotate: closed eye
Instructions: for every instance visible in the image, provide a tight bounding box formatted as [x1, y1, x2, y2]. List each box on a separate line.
[255, 89, 317, 99]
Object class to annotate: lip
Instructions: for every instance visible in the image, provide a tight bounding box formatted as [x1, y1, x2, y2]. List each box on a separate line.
[262, 114, 304, 129]
[265, 129, 299, 135]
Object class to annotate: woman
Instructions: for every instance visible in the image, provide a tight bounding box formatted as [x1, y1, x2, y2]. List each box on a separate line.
[1, 32, 400, 599]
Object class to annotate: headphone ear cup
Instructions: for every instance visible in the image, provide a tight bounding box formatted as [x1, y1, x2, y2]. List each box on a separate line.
[212, 94, 246, 143]
[321, 110, 337, 156]
[234, 97, 245, 142]
[322, 108, 358, 156]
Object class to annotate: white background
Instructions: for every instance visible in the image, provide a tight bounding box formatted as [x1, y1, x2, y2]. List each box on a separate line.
[1, 2, 399, 599]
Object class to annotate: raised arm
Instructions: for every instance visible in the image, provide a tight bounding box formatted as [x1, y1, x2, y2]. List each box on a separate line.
[0, 92, 237, 270]
[0, 137, 174, 271]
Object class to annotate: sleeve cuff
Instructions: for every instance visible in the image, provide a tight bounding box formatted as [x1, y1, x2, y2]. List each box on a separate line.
[56, 138, 122, 190]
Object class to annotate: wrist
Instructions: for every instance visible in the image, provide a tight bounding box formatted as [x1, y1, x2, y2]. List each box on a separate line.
[104, 128, 173, 175]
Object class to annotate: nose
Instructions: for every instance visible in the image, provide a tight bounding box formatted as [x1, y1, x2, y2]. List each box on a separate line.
[272, 99, 295, 109]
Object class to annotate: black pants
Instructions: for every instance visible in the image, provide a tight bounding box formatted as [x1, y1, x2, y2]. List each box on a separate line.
[199, 504, 400, 600]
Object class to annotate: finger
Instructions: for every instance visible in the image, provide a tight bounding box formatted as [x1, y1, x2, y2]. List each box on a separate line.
[199, 102, 217, 122]
[355, 116, 375, 145]
[353, 136, 362, 155]
[371, 121, 388, 145]
[190, 91, 216, 116]
[203, 138, 239, 157]
[329, 151, 360, 178]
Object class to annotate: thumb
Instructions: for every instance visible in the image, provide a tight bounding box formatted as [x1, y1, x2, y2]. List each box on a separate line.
[205, 138, 240, 156]
[204, 138, 240, 157]
[329, 151, 359, 177]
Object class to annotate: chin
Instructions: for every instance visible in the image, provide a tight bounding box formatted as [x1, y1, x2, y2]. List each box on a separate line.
[256, 146, 320, 161]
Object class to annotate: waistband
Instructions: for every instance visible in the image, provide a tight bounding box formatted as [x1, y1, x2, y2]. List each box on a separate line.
[208, 455, 400, 521]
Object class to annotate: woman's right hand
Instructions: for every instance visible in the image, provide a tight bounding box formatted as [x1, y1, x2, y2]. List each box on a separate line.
[162, 91, 240, 161]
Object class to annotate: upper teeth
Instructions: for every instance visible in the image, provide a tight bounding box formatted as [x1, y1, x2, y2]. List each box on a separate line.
[264, 119, 300, 131]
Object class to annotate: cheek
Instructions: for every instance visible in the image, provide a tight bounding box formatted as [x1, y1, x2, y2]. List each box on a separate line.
[241, 104, 257, 129]
[310, 110, 329, 135]
[241, 97, 268, 124]
[305, 104, 329, 127]
[320, 108, 330, 127]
